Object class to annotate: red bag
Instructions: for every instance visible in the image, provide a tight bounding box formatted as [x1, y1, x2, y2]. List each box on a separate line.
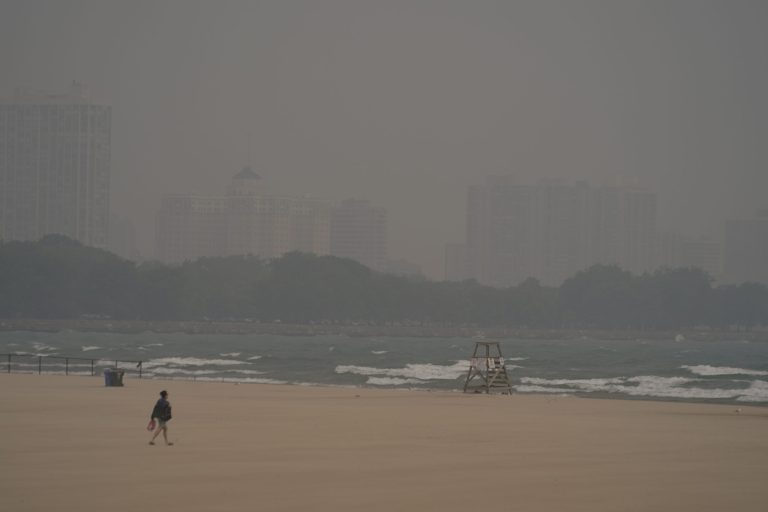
[147, 419, 156, 431]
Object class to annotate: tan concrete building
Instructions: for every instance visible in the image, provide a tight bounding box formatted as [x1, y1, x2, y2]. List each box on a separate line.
[658, 232, 723, 281]
[156, 167, 331, 263]
[0, 83, 111, 248]
[724, 211, 768, 284]
[465, 177, 659, 287]
[330, 198, 387, 272]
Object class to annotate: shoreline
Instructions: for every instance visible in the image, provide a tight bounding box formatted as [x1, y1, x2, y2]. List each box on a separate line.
[2, 317, 767, 341]
[2, 366, 766, 409]
[3, 373, 768, 512]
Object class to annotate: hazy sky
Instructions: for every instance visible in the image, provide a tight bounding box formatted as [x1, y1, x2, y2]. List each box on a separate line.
[2, 0, 767, 277]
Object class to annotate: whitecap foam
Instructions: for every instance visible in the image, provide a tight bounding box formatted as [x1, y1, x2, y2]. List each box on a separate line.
[191, 376, 287, 385]
[366, 377, 425, 386]
[515, 385, 575, 394]
[622, 376, 731, 400]
[681, 365, 768, 377]
[143, 357, 249, 368]
[517, 375, 765, 401]
[520, 377, 627, 391]
[138, 344, 164, 351]
[336, 360, 469, 381]
[736, 380, 768, 402]
[151, 368, 221, 376]
[220, 352, 241, 357]
[371, 350, 388, 355]
[81, 346, 101, 352]
[150, 367, 265, 376]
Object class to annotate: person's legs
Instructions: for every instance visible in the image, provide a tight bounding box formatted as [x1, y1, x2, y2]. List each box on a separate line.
[149, 420, 172, 445]
[150, 421, 163, 444]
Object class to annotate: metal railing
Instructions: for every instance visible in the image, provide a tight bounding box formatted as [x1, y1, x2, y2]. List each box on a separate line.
[2, 353, 144, 378]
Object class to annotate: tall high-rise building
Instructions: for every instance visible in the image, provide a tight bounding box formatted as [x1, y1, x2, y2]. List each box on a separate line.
[588, 185, 623, 267]
[155, 168, 332, 262]
[465, 177, 658, 287]
[658, 232, 722, 280]
[156, 194, 228, 262]
[444, 243, 469, 281]
[532, 179, 582, 285]
[0, 83, 111, 248]
[330, 198, 387, 272]
[724, 211, 768, 284]
[622, 188, 657, 275]
[480, 177, 537, 286]
[466, 185, 489, 283]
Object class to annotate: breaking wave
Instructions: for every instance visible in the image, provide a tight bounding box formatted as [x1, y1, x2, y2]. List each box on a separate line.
[516, 376, 768, 402]
[143, 357, 249, 368]
[336, 361, 469, 382]
[681, 365, 768, 377]
[366, 377, 426, 386]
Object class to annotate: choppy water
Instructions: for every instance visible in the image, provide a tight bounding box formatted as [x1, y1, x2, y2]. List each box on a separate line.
[1, 330, 767, 405]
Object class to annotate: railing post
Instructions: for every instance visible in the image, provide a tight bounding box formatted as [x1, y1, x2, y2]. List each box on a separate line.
[11, 355, 145, 379]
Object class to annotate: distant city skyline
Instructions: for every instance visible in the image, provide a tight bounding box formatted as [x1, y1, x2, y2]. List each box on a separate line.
[2, 1, 767, 278]
[456, 177, 658, 287]
[155, 167, 390, 274]
[447, 176, 755, 286]
[0, 82, 764, 285]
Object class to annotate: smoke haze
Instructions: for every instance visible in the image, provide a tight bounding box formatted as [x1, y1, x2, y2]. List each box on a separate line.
[2, 0, 766, 277]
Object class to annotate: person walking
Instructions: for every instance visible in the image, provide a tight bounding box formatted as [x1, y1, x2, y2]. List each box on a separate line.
[149, 390, 173, 446]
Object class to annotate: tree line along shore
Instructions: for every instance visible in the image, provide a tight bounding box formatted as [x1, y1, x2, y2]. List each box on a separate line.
[1, 235, 767, 333]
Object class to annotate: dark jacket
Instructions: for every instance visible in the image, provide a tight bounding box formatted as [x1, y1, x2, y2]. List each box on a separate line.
[151, 398, 172, 421]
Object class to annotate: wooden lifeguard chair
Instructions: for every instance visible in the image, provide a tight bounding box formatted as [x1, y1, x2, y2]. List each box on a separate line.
[463, 341, 512, 394]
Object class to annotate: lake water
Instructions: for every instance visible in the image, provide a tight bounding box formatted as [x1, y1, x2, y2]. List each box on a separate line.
[2, 330, 767, 405]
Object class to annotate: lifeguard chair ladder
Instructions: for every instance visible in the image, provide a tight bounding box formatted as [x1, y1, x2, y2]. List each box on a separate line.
[463, 341, 512, 394]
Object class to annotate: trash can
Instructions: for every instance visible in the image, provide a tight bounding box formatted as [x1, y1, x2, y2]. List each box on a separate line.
[104, 368, 125, 387]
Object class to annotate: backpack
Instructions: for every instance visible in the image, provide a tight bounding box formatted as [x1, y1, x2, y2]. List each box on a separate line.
[151, 399, 172, 421]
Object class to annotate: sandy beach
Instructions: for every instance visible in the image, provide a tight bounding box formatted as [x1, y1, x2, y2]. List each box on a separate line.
[2, 374, 767, 511]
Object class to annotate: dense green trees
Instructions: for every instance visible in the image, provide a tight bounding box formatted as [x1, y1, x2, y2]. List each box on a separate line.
[558, 265, 723, 330]
[0, 235, 137, 319]
[0, 236, 766, 330]
[560, 265, 638, 329]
